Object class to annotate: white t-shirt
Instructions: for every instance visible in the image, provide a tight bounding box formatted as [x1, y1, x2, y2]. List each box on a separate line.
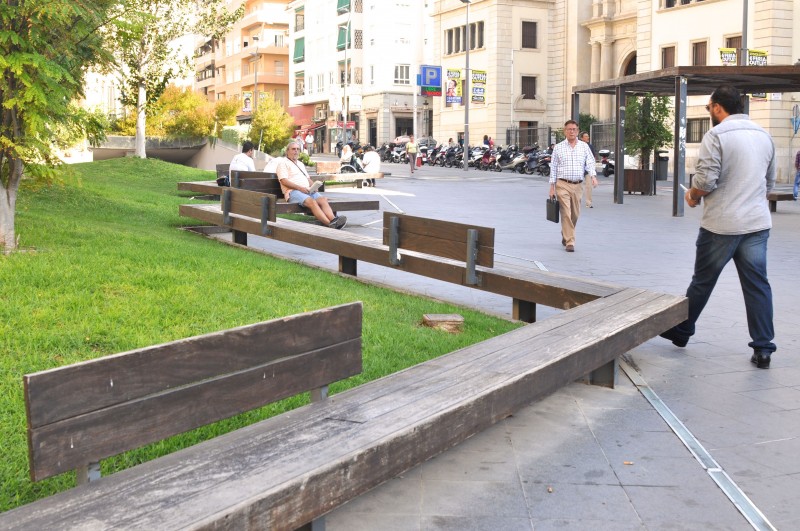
[229, 152, 255, 172]
[362, 151, 381, 173]
[305, 134, 314, 144]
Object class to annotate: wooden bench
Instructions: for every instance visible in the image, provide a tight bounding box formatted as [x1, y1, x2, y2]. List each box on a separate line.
[0, 290, 685, 530]
[768, 191, 794, 212]
[2, 303, 361, 528]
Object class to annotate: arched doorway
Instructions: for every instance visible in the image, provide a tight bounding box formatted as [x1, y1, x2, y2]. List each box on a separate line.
[622, 53, 637, 76]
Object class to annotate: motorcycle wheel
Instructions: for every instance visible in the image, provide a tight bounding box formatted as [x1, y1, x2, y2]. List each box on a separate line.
[525, 166, 534, 175]
[603, 166, 613, 177]
[516, 164, 526, 174]
[494, 163, 502, 172]
[542, 166, 551, 177]
[340, 165, 356, 173]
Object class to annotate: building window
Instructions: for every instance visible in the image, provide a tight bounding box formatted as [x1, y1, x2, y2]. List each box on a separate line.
[687, 118, 710, 143]
[337, 0, 350, 15]
[370, 65, 374, 85]
[317, 73, 324, 93]
[294, 76, 305, 97]
[293, 38, 305, 63]
[692, 41, 707, 66]
[275, 60, 284, 76]
[522, 21, 537, 49]
[394, 64, 410, 85]
[726, 35, 742, 50]
[444, 21, 484, 56]
[295, 10, 304, 32]
[354, 67, 362, 84]
[661, 46, 675, 68]
[521, 76, 537, 99]
[354, 29, 363, 49]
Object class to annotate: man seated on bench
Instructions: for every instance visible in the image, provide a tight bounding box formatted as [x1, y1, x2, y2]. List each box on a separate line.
[277, 140, 347, 229]
[230, 141, 257, 173]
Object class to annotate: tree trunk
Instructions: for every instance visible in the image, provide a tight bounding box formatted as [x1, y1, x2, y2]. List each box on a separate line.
[0, 158, 23, 252]
[135, 81, 147, 158]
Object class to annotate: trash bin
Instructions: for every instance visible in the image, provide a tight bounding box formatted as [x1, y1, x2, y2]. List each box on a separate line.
[655, 149, 669, 181]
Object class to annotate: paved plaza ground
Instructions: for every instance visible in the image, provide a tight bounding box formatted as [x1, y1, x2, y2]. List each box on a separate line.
[223, 160, 800, 530]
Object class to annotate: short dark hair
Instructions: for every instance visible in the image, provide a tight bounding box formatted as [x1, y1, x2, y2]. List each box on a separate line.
[710, 85, 744, 115]
[241, 141, 255, 153]
[564, 119, 578, 128]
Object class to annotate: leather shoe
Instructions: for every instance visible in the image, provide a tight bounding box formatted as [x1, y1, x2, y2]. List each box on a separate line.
[659, 328, 688, 348]
[562, 238, 566, 247]
[565, 244, 574, 252]
[750, 351, 771, 369]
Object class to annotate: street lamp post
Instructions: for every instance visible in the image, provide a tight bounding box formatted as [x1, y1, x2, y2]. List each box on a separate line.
[461, 0, 470, 172]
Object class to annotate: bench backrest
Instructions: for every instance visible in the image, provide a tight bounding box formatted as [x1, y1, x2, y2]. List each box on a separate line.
[216, 164, 230, 180]
[382, 212, 495, 268]
[24, 302, 363, 482]
[231, 170, 281, 196]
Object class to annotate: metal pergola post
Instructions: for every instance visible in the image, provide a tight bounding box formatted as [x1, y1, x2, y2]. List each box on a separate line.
[614, 86, 626, 205]
[672, 76, 687, 217]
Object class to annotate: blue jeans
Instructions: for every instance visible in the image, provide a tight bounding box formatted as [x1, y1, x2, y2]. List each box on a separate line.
[673, 228, 775, 353]
[794, 170, 800, 199]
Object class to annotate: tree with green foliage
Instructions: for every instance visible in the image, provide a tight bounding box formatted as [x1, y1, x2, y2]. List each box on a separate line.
[110, 0, 242, 159]
[624, 94, 673, 170]
[578, 112, 598, 135]
[248, 96, 296, 154]
[0, 0, 116, 251]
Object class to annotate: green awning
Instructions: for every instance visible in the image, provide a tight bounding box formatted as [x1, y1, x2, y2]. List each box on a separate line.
[337, 0, 350, 14]
[336, 26, 350, 51]
[293, 37, 304, 63]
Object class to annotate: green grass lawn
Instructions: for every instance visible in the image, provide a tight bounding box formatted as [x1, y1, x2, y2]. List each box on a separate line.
[0, 157, 520, 512]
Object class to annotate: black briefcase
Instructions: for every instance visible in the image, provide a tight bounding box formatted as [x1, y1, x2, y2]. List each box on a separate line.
[546, 197, 559, 223]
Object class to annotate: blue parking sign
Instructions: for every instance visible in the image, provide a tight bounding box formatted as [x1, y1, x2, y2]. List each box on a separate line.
[419, 65, 442, 88]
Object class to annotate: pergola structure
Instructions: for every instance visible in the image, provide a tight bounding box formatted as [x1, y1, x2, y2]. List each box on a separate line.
[572, 65, 800, 216]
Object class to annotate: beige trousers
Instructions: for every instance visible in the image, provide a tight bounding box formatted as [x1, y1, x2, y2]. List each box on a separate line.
[556, 179, 582, 246]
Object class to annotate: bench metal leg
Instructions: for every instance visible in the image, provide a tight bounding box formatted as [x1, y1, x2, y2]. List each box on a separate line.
[76, 461, 101, 486]
[579, 358, 618, 388]
[233, 230, 247, 246]
[339, 256, 357, 276]
[512, 298, 536, 323]
[294, 517, 325, 531]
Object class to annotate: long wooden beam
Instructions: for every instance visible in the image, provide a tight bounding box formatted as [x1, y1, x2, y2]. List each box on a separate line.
[180, 204, 622, 310]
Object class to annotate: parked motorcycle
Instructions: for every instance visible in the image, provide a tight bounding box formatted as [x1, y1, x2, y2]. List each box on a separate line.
[478, 148, 497, 171]
[495, 145, 526, 172]
[598, 149, 614, 176]
[525, 150, 551, 176]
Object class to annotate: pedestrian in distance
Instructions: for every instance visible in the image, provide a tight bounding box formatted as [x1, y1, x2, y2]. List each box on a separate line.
[579, 131, 598, 208]
[659, 85, 777, 369]
[548, 120, 596, 252]
[406, 134, 418, 175]
[793, 147, 800, 200]
[305, 131, 315, 156]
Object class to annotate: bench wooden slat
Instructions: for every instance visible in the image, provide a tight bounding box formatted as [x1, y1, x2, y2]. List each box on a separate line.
[382, 212, 495, 267]
[0, 289, 686, 530]
[180, 204, 619, 307]
[24, 303, 362, 481]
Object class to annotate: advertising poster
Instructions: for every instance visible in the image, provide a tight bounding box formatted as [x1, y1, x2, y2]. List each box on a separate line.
[471, 70, 487, 104]
[242, 91, 253, 112]
[719, 48, 737, 66]
[748, 49, 768, 100]
[446, 69, 462, 104]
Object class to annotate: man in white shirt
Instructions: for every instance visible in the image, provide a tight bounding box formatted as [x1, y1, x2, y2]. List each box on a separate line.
[305, 132, 315, 155]
[548, 120, 596, 252]
[361, 145, 381, 187]
[229, 141, 256, 172]
[277, 141, 347, 229]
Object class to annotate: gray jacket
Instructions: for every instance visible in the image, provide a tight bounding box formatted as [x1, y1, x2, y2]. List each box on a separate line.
[693, 114, 775, 235]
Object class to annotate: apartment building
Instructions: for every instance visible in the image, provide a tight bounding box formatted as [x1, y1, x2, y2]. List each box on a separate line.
[195, 0, 291, 121]
[286, 0, 432, 153]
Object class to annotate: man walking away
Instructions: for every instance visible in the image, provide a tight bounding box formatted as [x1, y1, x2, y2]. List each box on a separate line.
[793, 147, 799, 200]
[548, 120, 597, 252]
[580, 131, 598, 207]
[659, 85, 777, 368]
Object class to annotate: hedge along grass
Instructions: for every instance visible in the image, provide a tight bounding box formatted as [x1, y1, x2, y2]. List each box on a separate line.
[0, 157, 521, 512]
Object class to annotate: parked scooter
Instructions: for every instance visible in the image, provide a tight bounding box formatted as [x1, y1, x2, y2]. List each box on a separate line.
[478, 148, 497, 171]
[525, 150, 551, 176]
[495, 145, 525, 172]
[598, 149, 614, 176]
